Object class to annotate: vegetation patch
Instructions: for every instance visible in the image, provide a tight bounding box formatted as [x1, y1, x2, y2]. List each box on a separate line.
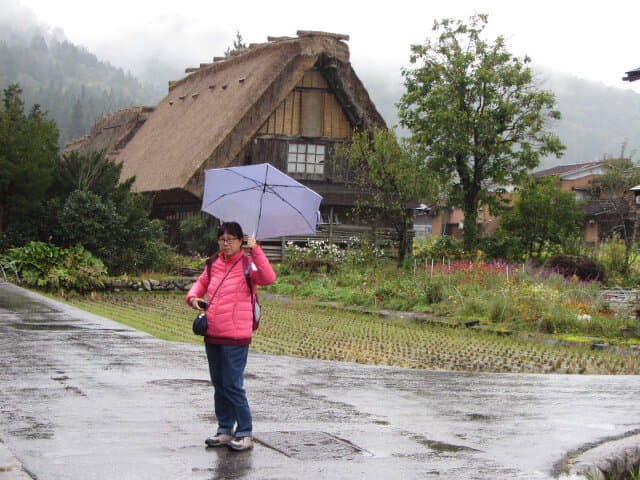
[56, 292, 640, 375]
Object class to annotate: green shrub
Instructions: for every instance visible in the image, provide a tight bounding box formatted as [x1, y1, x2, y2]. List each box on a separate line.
[598, 237, 629, 279]
[414, 236, 465, 262]
[55, 190, 169, 275]
[140, 239, 177, 273]
[2, 241, 106, 291]
[179, 213, 219, 256]
[420, 282, 444, 304]
[477, 235, 518, 263]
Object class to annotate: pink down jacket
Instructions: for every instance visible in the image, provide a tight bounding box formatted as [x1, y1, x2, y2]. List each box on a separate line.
[185, 245, 276, 345]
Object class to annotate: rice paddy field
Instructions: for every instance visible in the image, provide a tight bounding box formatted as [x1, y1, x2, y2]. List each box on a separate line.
[59, 291, 640, 375]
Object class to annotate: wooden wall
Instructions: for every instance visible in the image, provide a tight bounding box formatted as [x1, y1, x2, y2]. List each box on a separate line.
[240, 137, 349, 184]
[257, 68, 352, 139]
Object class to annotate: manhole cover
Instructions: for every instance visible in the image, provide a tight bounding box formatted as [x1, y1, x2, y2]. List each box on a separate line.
[254, 431, 367, 460]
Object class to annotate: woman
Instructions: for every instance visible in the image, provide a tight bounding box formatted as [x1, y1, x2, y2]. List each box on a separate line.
[186, 222, 276, 451]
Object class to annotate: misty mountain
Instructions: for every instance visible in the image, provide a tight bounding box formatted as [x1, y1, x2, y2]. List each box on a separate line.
[537, 69, 640, 168]
[0, 24, 164, 147]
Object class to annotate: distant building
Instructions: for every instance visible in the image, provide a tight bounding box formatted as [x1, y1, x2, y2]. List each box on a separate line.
[416, 161, 613, 244]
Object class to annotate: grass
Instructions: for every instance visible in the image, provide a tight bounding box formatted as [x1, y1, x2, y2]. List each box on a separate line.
[56, 291, 640, 375]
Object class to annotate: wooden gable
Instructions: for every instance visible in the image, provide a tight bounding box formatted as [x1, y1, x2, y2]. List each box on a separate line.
[258, 68, 352, 139]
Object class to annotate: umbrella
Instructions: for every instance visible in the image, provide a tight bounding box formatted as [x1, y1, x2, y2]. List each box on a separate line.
[201, 163, 323, 240]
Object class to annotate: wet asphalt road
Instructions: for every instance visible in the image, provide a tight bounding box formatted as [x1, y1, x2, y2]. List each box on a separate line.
[1, 281, 640, 479]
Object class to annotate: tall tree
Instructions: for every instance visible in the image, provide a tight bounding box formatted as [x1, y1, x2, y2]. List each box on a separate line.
[398, 14, 564, 253]
[339, 128, 435, 264]
[0, 84, 59, 241]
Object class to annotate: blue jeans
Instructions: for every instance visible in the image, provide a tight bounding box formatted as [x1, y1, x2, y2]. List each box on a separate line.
[205, 343, 252, 438]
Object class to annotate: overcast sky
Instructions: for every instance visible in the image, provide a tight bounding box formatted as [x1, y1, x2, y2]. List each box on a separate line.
[7, 0, 640, 95]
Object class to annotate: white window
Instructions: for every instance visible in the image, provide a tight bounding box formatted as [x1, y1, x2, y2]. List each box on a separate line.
[287, 143, 325, 175]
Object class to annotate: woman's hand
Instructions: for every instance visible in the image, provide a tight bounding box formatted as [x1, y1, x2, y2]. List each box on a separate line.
[190, 297, 206, 311]
[246, 236, 257, 249]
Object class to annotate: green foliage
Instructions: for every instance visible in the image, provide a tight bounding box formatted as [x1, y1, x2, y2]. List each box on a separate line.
[1, 241, 106, 291]
[267, 256, 635, 340]
[589, 146, 640, 274]
[54, 190, 168, 274]
[4, 149, 174, 276]
[413, 236, 465, 261]
[0, 84, 59, 243]
[476, 235, 519, 263]
[598, 237, 630, 282]
[52, 150, 134, 199]
[224, 31, 247, 56]
[178, 213, 219, 256]
[0, 87, 148, 266]
[337, 128, 435, 264]
[399, 14, 564, 252]
[498, 177, 585, 260]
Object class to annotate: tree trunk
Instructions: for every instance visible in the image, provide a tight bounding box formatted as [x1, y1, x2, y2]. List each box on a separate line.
[0, 197, 7, 237]
[462, 199, 479, 255]
[396, 217, 412, 266]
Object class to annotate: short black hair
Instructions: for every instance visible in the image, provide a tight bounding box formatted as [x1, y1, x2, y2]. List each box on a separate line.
[217, 221, 244, 240]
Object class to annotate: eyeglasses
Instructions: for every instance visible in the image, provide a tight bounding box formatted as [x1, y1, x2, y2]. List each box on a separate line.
[218, 237, 239, 245]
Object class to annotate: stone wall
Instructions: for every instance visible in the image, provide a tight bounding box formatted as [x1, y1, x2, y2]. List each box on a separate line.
[105, 277, 196, 292]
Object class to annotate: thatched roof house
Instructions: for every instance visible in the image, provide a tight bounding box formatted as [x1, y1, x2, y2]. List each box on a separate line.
[66, 31, 386, 230]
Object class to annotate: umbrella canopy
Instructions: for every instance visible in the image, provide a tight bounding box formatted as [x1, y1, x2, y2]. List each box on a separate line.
[201, 163, 323, 239]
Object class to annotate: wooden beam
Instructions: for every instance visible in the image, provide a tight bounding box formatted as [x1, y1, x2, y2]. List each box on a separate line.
[267, 36, 294, 42]
[296, 30, 349, 41]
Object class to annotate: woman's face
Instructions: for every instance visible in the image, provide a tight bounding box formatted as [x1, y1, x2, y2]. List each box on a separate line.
[218, 232, 243, 258]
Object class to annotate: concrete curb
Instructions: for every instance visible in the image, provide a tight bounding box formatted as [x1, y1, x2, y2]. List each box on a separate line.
[564, 433, 640, 479]
[0, 441, 31, 479]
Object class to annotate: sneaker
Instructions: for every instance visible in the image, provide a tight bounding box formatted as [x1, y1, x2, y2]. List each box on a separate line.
[227, 436, 254, 451]
[205, 433, 233, 447]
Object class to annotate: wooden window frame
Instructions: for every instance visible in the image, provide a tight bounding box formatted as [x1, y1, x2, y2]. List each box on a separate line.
[287, 142, 326, 179]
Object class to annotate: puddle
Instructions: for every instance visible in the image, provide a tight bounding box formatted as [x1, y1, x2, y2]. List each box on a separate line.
[9, 323, 81, 331]
[9, 421, 54, 440]
[410, 433, 479, 454]
[0, 295, 59, 313]
[254, 431, 369, 460]
[464, 413, 499, 422]
[374, 419, 391, 425]
[148, 379, 211, 387]
[18, 316, 80, 324]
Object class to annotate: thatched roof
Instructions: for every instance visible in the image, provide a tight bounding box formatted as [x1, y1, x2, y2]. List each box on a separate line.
[64, 106, 155, 156]
[68, 31, 385, 199]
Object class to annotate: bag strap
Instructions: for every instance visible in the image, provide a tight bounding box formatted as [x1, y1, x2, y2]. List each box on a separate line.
[243, 255, 256, 305]
[205, 256, 243, 311]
